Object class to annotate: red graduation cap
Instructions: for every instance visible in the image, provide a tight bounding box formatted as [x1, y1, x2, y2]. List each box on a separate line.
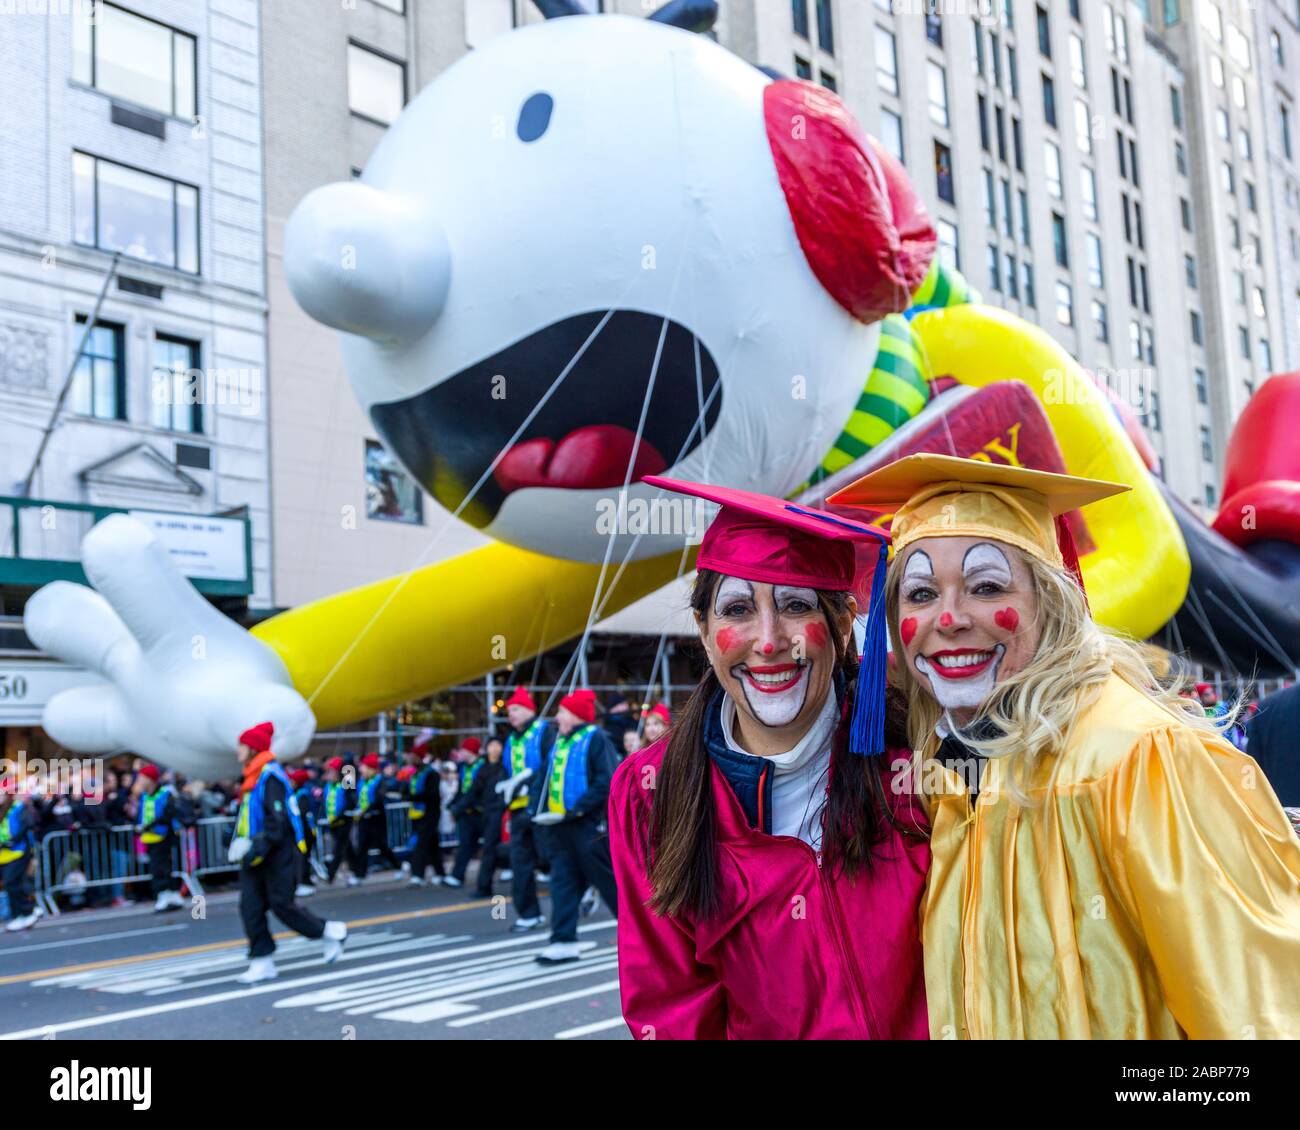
[642, 475, 890, 592]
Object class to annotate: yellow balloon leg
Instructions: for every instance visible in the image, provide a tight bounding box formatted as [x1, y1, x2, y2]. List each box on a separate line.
[910, 304, 1189, 640]
[250, 542, 692, 731]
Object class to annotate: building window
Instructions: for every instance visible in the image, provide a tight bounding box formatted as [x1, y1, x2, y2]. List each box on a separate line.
[1042, 74, 1057, 127]
[1238, 325, 1250, 359]
[366, 440, 423, 525]
[348, 42, 406, 126]
[1175, 141, 1187, 175]
[1005, 252, 1019, 298]
[926, 6, 943, 47]
[1129, 320, 1142, 361]
[1190, 310, 1203, 345]
[792, 0, 809, 39]
[988, 244, 1001, 292]
[71, 316, 126, 421]
[1044, 140, 1063, 198]
[151, 335, 202, 433]
[937, 219, 960, 271]
[1252, 287, 1267, 319]
[794, 56, 812, 80]
[1069, 33, 1086, 88]
[72, 2, 196, 120]
[1185, 254, 1197, 289]
[1282, 103, 1293, 161]
[1258, 338, 1273, 372]
[819, 71, 837, 92]
[928, 62, 949, 127]
[1018, 188, 1031, 244]
[1036, 5, 1051, 56]
[1022, 261, 1036, 307]
[1052, 212, 1069, 267]
[1170, 85, 1183, 129]
[1200, 425, 1213, 464]
[875, 27, 899, 95]
[934, 141, 954, 204]
[1055, 281, 1074, 326]
[1074, 98, 1093, 153]
[73, 152, 198, 273]
[1195, 368, 1207, 404]
[1238, 128, 1252, 160]
[1012, 116, 1024, 171]
[1092, 299, 1109, 342]
[1201, 1, 1223, 42]
[1179, 197, 1192, 231]
[978, 94, 990, 151]
[880, 108, 904, 165]
[1086, 232, 1103, 287]
[1210, 53, 1225, 88]
[1080, 166, 1098, 221]
[1222, 161, 1235, 194]
[984, 169, 996, 228]
[1215, 107, 1230, 141]
[816, 0, 835, 54]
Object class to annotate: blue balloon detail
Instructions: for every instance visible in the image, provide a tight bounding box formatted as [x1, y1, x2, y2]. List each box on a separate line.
[517, 92, 554, 142]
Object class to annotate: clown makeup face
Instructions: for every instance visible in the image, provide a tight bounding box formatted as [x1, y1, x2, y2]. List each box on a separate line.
[897, 537, 1040, 725]
[698, 575, 850, 754]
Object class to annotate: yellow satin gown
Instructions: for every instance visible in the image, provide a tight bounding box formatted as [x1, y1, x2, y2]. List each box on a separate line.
[920, 673, 1300, 1039]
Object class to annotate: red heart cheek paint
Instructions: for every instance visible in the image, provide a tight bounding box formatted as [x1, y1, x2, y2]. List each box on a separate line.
[993, 607, 1020, 632]
[802, 622, 828, 650]
[900, 617, 918, 646]
[714, 626, 744, 655]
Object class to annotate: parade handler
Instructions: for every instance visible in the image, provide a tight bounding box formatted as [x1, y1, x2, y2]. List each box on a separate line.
[137, 765, 186, 913]
[831, 454, 1300, 1039]
[1, 787, 41, 932]
[228, 722, 347, 984]
[499, 687, 555, 932]
[531, 689, 619, 965]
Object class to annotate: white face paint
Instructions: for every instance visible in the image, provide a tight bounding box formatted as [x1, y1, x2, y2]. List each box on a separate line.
[708, 576, 821, 730]
[910, 543, 1012, 714]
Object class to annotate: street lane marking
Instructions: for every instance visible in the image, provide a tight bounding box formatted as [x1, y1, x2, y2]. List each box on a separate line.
[0, 900, 483, 986]
[445, 979, 623, 1027]
[0, 924, 188, 956]
[0, 924, 616, 1039]
[555, 1016, 626, 1039]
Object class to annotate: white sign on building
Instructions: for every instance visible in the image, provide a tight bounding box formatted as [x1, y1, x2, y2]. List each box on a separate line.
[0, 660, 102, 727]
[127, 512, 248, 583]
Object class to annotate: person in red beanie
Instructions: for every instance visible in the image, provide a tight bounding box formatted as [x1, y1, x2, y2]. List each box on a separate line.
[444, 736, 484, 888]
[641, 702, 671, 746]
[498, 686, 555, 932]
[530, 688, 619, 964]
[136, 763, 185, 912]
[229, 723, 346, 983]
[351, 751, 400, 884]
[319, 756, 358, 884]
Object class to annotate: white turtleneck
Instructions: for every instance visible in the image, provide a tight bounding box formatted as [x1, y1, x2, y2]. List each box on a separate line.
[720, 690, 838, 850]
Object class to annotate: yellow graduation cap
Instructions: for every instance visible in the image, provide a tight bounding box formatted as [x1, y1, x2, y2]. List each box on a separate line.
[827, 453, 1130, 570]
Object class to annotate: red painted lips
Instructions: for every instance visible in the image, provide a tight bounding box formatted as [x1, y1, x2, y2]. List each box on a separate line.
[493, 424, 667, 494]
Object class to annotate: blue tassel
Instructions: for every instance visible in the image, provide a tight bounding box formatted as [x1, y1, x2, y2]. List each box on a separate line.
[849, 541, 889, 756]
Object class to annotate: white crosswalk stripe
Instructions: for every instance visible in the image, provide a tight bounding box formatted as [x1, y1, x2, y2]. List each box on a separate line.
[21, 919, 626, 1040]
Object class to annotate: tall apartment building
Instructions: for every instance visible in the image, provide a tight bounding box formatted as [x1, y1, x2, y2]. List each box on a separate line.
[1251, 0, 1300, 373]
[0, 0, 270, 608]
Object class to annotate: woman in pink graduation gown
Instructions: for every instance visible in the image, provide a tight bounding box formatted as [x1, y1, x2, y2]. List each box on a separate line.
[608, 477, 930, 1040]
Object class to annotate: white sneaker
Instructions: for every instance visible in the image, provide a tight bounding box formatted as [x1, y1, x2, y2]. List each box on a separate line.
[535, 941, 582, 964]
[536, 872, 551, 885]
[295, 884, 315, 898]
[407, 876, 425, 887]
[310, 857, 330, 881]
[441, 875, 463, 888]
[400, 861, 411, 874]
[579, 886, 600, 918]
[323, 920, 348, 963]
[5, 911, 39, 932]
[510, 915, 545, 934]
[499, 869, 514, 881]
[346, 875, 361, 887]
[237, 957, 277, 984]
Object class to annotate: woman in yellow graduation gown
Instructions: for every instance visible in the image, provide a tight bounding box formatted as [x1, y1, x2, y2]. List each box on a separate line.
[831, 454, 1300, 1040]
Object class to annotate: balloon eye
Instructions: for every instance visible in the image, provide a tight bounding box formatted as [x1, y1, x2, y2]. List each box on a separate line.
[517, 92, 553, 142]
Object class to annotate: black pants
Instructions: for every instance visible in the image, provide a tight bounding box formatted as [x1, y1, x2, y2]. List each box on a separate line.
[476, 807, 506, 895]
[353, 815, 399, 879]
[239, 842, 325, 958]
[508, 808, 541, 918]
[1, 854, 33, 918]
[323, 821, 355, 881]
[297, 824, 316, 887]
[146, 837, 178, 896]
[409, 814, 444, 880]
[541, 816, 618, 943]
[450, 811, 483, 882]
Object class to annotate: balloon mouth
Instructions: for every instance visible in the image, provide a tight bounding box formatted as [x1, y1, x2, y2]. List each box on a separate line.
[369, 309, 723, 526]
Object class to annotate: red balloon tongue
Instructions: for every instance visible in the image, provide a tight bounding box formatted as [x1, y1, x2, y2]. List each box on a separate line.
[493, 425, 667, 494]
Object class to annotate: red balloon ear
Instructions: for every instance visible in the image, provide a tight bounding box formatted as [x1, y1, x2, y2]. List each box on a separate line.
[763, 79, 936, 324]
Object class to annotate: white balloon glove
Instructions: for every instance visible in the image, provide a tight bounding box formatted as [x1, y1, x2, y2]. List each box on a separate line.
[531, 811, 564, 826]
[494, 767, 533, 801]
[24, 515, 316, 778]
[227, 836, 253, 864]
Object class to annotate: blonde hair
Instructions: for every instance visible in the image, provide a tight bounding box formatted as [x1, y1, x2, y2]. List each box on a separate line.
[886, 545, 1243, 806]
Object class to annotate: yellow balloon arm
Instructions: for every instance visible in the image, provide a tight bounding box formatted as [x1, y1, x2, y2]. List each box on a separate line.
[250, 541, 692, 731]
